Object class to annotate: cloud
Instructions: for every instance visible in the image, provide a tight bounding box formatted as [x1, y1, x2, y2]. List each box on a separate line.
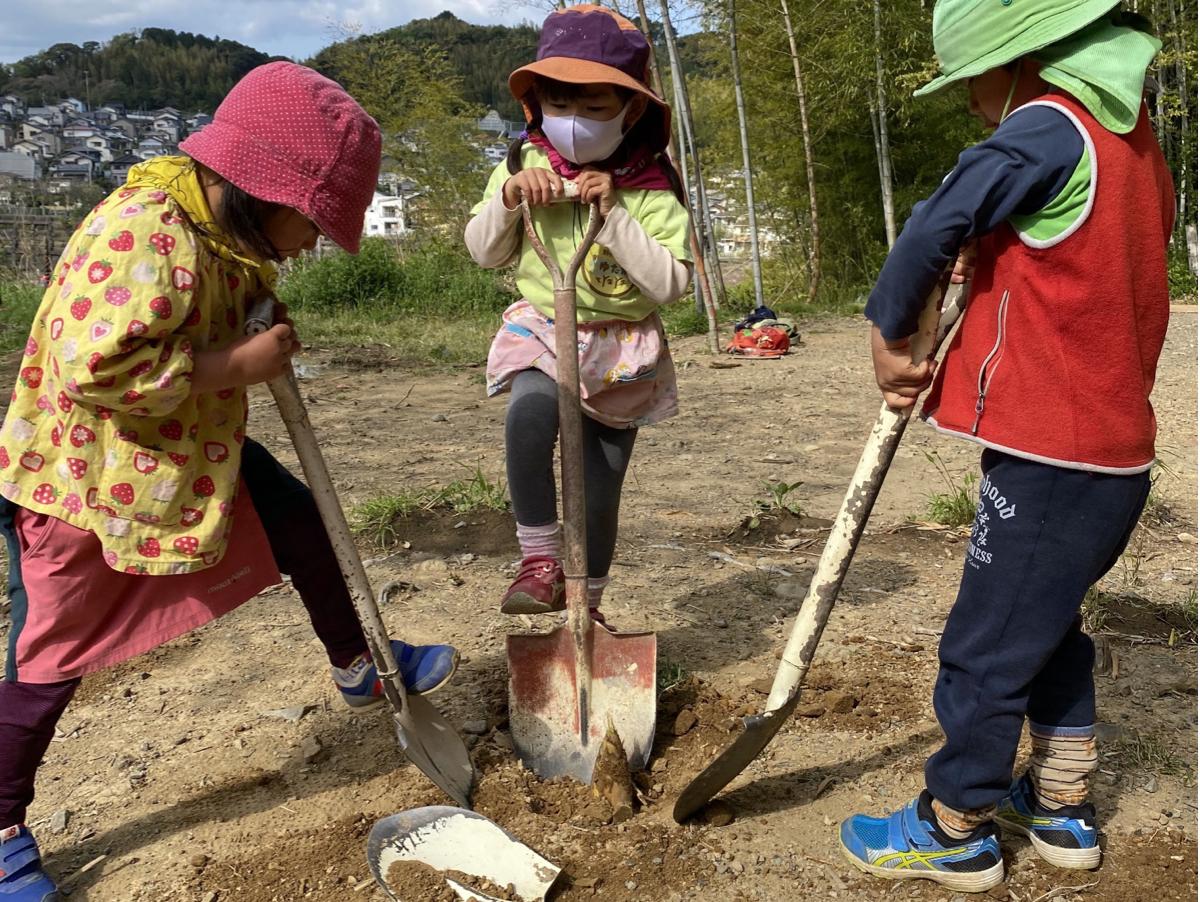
[1, 0, 542, 64]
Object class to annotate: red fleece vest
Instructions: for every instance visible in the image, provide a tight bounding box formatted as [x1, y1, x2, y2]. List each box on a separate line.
[922, 93, 1175, 473]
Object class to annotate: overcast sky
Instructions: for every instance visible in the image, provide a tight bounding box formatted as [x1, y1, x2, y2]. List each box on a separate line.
[1, 1, 547, 65]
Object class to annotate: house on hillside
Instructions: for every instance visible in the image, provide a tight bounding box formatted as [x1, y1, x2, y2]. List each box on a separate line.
[477, 109, 522, 138]
[109, 154, 141, 184]
[153, 112, 183, 143]
[136, 136, 173, 160]
[110, 118, 139, 140]
[84, 134, 114, 162]
[63, 119, 97, 141]
[0, 150, 40, 180]
[186, 113, 212, 132]
[10, 139, 44, 162]
[50, 149, 97, 181]
[0, 123, 14, 150]
[364, 191, 413, 237]
[60, 98, 87, 115]
[0, 96, 25, 118]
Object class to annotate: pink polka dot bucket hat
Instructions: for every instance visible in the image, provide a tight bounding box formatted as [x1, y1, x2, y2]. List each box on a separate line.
[180, 61, 381, 254]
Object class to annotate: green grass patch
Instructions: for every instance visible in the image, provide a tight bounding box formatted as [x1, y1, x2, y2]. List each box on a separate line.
[0, 275, 44, 355]
[656, 658, 690, 694]
[660, 299, 710, 338]
[280, 236, 511, 365]
[1106, 730, 1192, 777]
[922, 450, 978, 528]
[352, 467, 508, 547]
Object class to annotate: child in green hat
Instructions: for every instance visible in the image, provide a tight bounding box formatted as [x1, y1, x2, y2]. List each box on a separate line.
[840, 1, 1174, 893]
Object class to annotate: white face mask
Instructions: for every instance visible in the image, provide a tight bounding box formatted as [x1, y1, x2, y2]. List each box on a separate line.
[539, 100, 632, 164]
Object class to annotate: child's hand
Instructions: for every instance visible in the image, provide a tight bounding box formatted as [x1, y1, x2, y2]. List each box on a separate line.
[871, 325, 934, 409]
[950, 240, 976, 284]
[503, 168, 565, 209]
[192, 324, 299, 394]
[231, 324, 300, 384]
[576, 168, 616, 216]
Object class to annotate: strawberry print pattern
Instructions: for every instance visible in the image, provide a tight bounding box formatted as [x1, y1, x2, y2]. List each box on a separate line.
[0, 157, 277, 573]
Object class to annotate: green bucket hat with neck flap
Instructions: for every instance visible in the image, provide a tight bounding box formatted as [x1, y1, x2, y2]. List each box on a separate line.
[915, 0, 1161, 133]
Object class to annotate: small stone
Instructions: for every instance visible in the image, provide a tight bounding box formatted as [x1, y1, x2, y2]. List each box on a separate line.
[190, 853, 209, 870]
[714, 618, 729, 629]
[48, 809, 70, 834]
[651, 757, 668, 773]
[794, 704, 825, 718]
[730, 860, 745, 875]
[1094, 722, 1124, 742]
[1144, 775, 1159, 793]
[300, 736, 322, 763]
[574, 877, 599, 889]
[825, 690, 856, 714]
[745, 678, 774, 696]
[462, 720, 488, 735]
[704, 801, 735, 827]
[431, 413, 449, 422]
[201, 893, 219, 902]
[625, 881, 638, 890]
[673, 709, 699, 736]
[493, 732, 514, 751]
[262, 705, 315, 723]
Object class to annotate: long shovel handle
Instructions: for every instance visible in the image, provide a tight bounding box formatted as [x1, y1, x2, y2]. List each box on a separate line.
[519, 198, 603, 746]
[245, 300, 408, 715]
[765, 279, 968, 710]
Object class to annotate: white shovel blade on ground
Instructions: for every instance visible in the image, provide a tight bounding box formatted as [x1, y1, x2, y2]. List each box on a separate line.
[367, 807, 561, 902]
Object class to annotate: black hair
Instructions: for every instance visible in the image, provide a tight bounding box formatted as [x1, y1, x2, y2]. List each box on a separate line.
[214, 179, 284, 263]
[190, 161, 283, 262]
[507, 76, 687, 206]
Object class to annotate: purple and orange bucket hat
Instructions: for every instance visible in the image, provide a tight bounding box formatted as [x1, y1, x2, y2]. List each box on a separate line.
[509, 4, 672, 153]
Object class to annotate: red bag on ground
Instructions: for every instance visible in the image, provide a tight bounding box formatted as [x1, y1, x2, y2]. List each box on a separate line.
[726, 325, 791, 358]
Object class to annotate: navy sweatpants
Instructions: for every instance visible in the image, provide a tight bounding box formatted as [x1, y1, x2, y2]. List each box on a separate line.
[925, 449, 1149, 812]
[0, 439, 368, 829]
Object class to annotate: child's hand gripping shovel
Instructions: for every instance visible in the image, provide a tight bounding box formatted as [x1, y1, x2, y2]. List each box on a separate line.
[672, 277, 968, 822]
[505, 191, 658, 782]
[244, 300, 476, 808]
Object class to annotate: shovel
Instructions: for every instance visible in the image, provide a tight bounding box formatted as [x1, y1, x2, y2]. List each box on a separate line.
[367, 806, 561, 902]
[245, 300, 476, 808]
[506, 194, 657, 782]
[673, 278, 968, 822]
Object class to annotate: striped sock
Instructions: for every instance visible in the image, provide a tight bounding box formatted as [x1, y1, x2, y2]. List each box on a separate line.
[1029, 723, 1097, 809]
[931, 797, 996, 841]
[516, 521, 562, 561]
[587, 576, 610, 610]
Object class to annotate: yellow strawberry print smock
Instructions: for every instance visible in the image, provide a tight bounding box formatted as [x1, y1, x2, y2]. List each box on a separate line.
[0, 156, 276, 574]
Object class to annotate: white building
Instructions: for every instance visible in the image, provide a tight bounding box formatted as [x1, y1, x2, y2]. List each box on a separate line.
[363, 191, 411, 237]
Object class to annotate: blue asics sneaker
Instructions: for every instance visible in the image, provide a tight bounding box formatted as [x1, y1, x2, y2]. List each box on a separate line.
[840, 792, 1005, 892]
[332, 640, 459, 709]
[995, 772, 1100, 869]
[0, 825, 60, 901]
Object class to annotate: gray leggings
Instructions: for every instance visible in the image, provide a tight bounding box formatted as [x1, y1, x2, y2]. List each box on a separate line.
[506, 369, 637, 578]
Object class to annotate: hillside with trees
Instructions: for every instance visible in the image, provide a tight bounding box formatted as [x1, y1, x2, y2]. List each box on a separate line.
[0, 29, 272, 111]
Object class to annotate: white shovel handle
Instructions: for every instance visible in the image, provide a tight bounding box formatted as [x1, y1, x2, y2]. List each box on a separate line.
[765, 280, 968, 710]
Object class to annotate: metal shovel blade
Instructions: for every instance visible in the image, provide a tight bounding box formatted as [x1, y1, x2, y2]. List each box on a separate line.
[507, 624, 656, 782]
[392, 694, 476, 809]
[672, 689, 801, 822]
[367, 806, 561, 902]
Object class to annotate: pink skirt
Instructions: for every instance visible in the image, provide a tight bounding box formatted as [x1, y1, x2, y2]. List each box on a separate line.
[486, 300, 679, 429]
[10, 482, 280, 683]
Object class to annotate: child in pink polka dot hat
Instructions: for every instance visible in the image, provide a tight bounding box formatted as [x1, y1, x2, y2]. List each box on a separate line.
[0, 63, 458, 900]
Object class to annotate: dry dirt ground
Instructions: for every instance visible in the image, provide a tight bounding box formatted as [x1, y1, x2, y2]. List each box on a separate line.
[1, 313, 1196, 902]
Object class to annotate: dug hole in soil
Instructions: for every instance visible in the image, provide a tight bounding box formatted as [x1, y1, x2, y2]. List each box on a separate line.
[0, 316, 1195, 901]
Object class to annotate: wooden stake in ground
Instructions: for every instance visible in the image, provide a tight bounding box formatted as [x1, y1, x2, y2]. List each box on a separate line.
[728, 0, 765, 308]
[872, 0, 897, 249]
[629, 0, 721, 353]
[780, 0, 822, 304]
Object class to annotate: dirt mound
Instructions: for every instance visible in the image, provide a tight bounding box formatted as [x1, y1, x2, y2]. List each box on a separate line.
[726, 510, 833, 545]
[385, 508, 518, 557]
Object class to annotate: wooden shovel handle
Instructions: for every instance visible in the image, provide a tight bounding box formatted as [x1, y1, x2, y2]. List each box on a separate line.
[244, 297, 409, 714]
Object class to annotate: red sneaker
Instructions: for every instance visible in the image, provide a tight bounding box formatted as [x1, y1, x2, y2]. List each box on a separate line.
[501, 556, 565, 614]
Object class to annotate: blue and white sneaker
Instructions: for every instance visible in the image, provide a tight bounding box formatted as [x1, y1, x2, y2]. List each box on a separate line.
[0, 825, 60, 901]
[332, 640, 459, 709]
[995, 772, 1100, 869]
[840, 792, 1005, 893]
